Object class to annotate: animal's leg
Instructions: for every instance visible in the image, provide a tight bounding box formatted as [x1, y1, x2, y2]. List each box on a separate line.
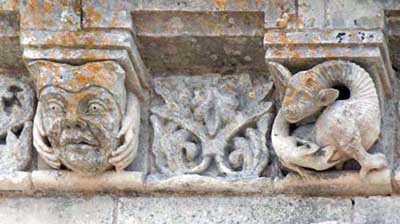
[335, 127, 387, 178]
[281, 160, 316, 180]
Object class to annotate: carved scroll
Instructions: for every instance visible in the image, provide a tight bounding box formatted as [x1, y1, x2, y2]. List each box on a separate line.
[151, 73, 274, 177]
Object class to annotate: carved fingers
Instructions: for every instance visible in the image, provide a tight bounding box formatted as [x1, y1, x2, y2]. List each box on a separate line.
[33, 110, 61, 169]
[109, 93, 140, 171]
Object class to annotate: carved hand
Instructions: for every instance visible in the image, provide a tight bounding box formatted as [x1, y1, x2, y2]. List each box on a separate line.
[33, 107, 61, 169]
[109, 93, 140, 171]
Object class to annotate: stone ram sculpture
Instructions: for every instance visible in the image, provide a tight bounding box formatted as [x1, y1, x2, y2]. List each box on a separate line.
[269, 60, 388, 178]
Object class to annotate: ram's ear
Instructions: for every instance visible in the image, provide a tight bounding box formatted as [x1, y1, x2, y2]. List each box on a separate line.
[318, 88, 339, 106]
[268, 62, 292, 102]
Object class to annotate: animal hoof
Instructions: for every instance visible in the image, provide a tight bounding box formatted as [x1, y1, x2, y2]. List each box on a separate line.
[359, 153, 388, 178]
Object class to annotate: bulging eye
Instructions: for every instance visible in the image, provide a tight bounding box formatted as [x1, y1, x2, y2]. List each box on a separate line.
[47, 102, 64, 113]
[87, 102, 105, 114]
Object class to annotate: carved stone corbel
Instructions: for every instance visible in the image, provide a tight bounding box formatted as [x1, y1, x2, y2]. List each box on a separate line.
[28, 60, 140, 175]
[269, 60, 388, 178]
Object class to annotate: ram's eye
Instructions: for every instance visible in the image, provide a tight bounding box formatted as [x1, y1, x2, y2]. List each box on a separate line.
[87, 102, 105, 114]
[47, 101, 64, 113]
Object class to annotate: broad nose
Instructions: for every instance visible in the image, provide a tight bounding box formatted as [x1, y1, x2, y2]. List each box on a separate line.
[62, 114, 86, 130]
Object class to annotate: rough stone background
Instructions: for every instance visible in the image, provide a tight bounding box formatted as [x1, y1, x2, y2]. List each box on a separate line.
[0, 195, 400, 224]
[1, 0, 400, 223]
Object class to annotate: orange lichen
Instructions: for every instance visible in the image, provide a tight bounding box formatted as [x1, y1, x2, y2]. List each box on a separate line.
[43, 1, 52, 13]
[214, 0, 228, 10]
[323, 30, 332, 36]
[326, 52, 336, 58]
[264, 32, 274, 44]
[311, 36, 320, 43]
[296, 16, 304, 28]
[85, 6, 102, 24]
[301, 72, 319, 89]
[291, 52, 301, 59]
[274, 49, 282, 58]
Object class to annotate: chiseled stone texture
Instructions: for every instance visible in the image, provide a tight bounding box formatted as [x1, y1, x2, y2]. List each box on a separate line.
[0, 196, 115, 224]
[2, 196, 400, 223]
[117, 196, 353, 224]
[353, 196, 400, 224]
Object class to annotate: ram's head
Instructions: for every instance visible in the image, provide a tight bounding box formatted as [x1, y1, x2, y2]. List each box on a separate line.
[268, 62, 339, 123]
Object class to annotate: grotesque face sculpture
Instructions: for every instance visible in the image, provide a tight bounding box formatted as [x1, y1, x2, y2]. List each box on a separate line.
[29, 60, 140, 175]
[39, 86, 122, 173]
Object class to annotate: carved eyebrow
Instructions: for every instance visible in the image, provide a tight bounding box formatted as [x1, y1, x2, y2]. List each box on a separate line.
[41, 92, 66, 103]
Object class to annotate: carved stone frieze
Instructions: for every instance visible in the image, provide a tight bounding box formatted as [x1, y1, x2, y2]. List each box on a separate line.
[0, 75, 34, 172]
[28, 60, 140, 175]
[269, 60, 388, 178]
[151, 73, 274, 177]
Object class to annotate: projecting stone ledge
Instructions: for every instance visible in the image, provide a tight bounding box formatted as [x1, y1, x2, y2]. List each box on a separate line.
[0, 170, 392, 195]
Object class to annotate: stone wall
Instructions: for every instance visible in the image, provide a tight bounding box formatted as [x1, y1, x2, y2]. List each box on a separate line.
[0, 0, 400, 223]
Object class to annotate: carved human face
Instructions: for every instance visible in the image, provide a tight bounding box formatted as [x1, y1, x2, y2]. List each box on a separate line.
[39, 86, 122, 174]
[281, 71, 338, 123]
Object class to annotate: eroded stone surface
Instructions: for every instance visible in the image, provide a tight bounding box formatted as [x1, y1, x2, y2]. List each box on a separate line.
[28, 60, 140, 175]
[353, 196, 400, 224]
[0, 196, 115, 224]
[0, 75, 34, 172]
[151, 73, 274, 177]
[270, 60, 387, 178]
[118, 196, 352, 224]
[19, 0, 81, 31]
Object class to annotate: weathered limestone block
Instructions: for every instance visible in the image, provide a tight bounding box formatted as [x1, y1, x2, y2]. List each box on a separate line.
[118, 196, 353, 224]
[19, 0, 81, 31]
[0, 196, 115, 224]
[151, 73, 274, 177]
[0, 75, 34, 172]
[325, 0, 393, 29]
[27, 60, 140, 175]
[82, 0, 134, 30]
[353, 196, 400, 224]
[269, 60, 388, 178]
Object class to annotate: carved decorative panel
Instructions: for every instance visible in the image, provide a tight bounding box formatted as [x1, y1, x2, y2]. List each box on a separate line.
[0, 75, 34, 172]
[151, 73, 274, 178]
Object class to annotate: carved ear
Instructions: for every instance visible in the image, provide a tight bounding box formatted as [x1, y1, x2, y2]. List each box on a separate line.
[268, 62, 292, 102]
[318, 88, 339, 106]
